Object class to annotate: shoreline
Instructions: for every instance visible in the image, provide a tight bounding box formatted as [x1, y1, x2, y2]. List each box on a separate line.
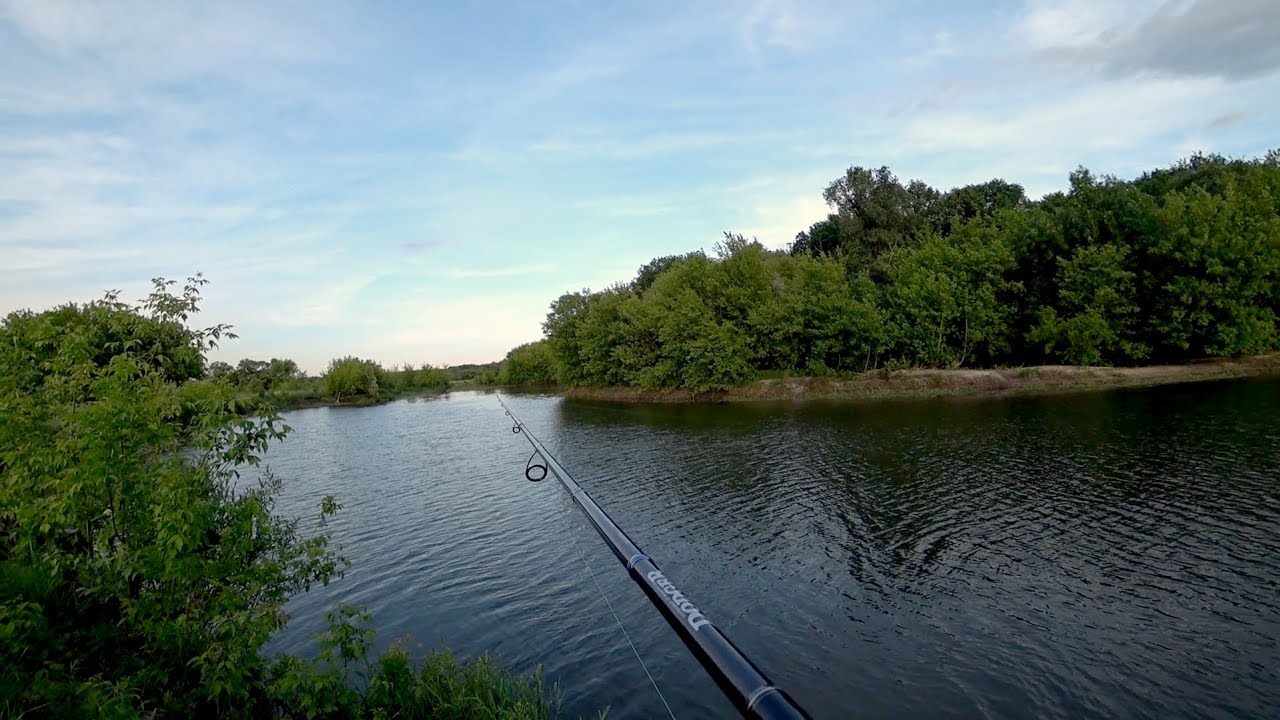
[265, 387, 448, 412]
[559, 354, 1280, 404]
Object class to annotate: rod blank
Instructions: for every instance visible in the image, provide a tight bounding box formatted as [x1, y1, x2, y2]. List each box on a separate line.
[498, 395, 812, 720]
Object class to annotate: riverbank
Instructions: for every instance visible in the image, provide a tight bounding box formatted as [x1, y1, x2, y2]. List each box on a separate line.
[561, 353, 1280, 403]
[261, 387, 448, 411]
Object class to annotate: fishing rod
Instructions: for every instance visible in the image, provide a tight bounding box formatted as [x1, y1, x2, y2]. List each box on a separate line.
[497, 395, 812, 720]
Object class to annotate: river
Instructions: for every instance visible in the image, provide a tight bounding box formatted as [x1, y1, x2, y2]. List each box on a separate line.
[263, 379, 1280, 719]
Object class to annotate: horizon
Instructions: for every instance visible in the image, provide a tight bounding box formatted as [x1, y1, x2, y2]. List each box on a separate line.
[3, 1, 1278, 374]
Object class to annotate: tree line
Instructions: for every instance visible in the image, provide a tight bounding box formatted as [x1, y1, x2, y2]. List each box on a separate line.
[207, 356, 499, 407]
[0, 278, 556, 717]
[500, 152, 1280, 391]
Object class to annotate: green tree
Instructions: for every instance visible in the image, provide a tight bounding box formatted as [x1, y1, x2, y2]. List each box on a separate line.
[207, 360, 234, 380]
[0, 279, 343, 718]
[1, 279, 560, 718]
[794, 166, 936, 269]
[265, 358, 305, 388]
[525, 151, 1280, 390]
[1030, 243, 1147, 365]
[931, 179, 1028, 236]
[499, 341, 560, 385]
[322, 357, 381, 402]
[787, 260, 883, 373]
[631, 252, 703, 294]
[391, 363, 449, 392]
[1, 278, 218, 397]
[235, 358, 272, 390]
[1141, 181, 1280, 357]
[882, 225, 1020, 367]
[636, 258, 754, 391]
[573, 287, 637, 387]
[542, 290, 592, 385]
[543, 287, 638, 387]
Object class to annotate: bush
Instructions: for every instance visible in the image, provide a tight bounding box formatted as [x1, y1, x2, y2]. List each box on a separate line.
[0, 278, 342, 717]
[499, 341, 560, 386]
[0, 278, 558, 718]
[323, 357, 381, 403]
[270, 605, 558, 720]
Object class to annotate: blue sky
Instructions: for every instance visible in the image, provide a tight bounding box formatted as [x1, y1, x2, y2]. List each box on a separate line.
[2, 0, 1277, 372]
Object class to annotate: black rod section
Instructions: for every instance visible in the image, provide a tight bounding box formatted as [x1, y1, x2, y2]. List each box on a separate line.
[497, 395, 812, 720]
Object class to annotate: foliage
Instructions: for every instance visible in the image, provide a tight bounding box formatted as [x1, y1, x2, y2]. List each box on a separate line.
[2, 278, 560, 712]
[210, 356, 451, 409]
[880, 224, 1019, 368]
[322, 356, 381, 403]
[0, 278, 342, 717]
[0, 279, 558, 718]
[499, 341, 559, 386]
[640, 256, 752, 391]
[1030, 243, 1146, 365]
[2, 277, 220, 397]
[631, 252, 702, 294]
[443, 362, 501, 383]
[269, 605, 558, 720]
[527, 152, 1280, 390]
[1141, 180, 1280, 358]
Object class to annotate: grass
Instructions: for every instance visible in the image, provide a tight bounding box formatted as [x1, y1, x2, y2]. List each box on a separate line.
[270, 603, 571, 720]
[365, 648, 561, 720]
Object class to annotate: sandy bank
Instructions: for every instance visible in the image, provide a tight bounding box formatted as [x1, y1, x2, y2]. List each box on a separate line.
[561, 354, 1280, 403]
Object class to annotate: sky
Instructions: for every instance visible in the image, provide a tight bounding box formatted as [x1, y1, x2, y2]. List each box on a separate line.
[2, 0, 1278, 373]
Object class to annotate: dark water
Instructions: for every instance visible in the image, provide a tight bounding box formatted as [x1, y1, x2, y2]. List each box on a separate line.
[263, 380, 1280, 719]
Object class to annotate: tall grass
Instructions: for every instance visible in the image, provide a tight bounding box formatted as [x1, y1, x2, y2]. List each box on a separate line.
[268, 605, 562, 719]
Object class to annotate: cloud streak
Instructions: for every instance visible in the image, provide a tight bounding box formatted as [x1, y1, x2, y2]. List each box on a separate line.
[1022, 0, 1280, 81]
[436, 266, 554, 280]
[1, 0, 1276, 370]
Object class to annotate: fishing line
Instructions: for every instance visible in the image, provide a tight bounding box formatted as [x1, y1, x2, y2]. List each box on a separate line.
[509, 398, 672, 714]
[496, 394, 811, 720]
[509, 399, 670, 707]
[558, 495, 678, 720]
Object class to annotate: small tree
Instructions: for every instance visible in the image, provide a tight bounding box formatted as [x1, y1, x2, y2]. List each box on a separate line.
[322, 357, 380, 403]
[499, 341, 560, 385]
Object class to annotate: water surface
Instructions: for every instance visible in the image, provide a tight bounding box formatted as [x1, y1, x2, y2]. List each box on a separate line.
[264, 380, 1280, 719]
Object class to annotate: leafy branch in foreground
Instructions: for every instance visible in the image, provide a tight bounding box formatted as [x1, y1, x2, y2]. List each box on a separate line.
[0, 277, 557, 719]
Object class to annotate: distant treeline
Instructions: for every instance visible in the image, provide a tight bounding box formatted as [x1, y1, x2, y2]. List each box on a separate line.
[499, 152, 1280, 391]
[208, 356, 499, 407]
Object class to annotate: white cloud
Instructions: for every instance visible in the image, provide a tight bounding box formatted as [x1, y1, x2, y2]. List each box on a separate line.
[900, 77, 1222, 154]
[527, 129, 797, 159]
[1014, 1, 1131, 49]
[439, 265, 554, 280]
[1014, 0, 1280, 80]
[925, 31, 956, 59]
[264, 274, 382, 329]
[0, 0, 332, 73]
[736, 194, 830, 250]
[721, 177, 778, 193]
[742, 0, 849, 56]
[3, 244, 145, 273]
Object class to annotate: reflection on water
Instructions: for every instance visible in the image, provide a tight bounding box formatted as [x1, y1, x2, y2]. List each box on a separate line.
[264, 380, 1280, 719]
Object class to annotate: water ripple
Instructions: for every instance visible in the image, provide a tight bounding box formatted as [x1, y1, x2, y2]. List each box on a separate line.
[258, 381, 1280, 719]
